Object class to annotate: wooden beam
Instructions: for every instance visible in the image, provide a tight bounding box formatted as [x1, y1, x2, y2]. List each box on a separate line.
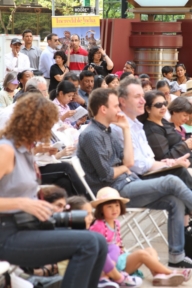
[127, 0, 192, 7]
[128, 7, 192, 15]
[185, 0, 192, 7]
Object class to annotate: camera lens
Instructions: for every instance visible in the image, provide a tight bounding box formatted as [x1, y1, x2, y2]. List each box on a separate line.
[52, 210, 87, 229]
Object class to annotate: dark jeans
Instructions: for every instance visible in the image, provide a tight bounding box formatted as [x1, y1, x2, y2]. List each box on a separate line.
[0, 215, 107, 288]
[39, 162, 89, 198]
[120, 174, 192, 263]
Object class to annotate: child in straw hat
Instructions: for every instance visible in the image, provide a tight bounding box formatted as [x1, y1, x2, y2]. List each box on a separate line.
[90, 187, 191, 287]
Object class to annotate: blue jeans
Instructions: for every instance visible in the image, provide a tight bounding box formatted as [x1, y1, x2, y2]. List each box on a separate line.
[120, 174, 192, 263]
[0, 216, 107, 288]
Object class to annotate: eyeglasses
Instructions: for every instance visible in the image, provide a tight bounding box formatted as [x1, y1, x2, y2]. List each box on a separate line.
[152, 101, 168, 109]
[71, 39, 79, 42]
[53, 39, 59, 42]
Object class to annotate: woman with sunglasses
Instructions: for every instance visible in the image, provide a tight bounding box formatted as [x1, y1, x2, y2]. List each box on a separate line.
[138, 90, 192, 166]
[156, 80, 177, 120]
[173, 64, 191, 93]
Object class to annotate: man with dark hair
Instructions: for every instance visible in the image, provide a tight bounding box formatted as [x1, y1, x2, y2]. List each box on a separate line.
[39, 33, 59, 86]
[161, 66, 181, 96]
[78, 71, 94, 104]
[77, 86, 192, 269]
[115, 61, 136, 78]
[70, 34, 88, 75]
[21, 29, 42, 69]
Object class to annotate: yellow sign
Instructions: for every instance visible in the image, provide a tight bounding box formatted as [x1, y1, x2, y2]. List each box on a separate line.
[52, 16, 100, 28]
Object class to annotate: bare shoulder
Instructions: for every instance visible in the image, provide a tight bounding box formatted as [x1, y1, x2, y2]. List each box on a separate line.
[0, 144, 15, 177]
[0, 144, 14, 155]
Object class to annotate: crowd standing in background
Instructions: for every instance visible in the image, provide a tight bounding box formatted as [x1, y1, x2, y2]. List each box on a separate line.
[1, 29, 192, 288]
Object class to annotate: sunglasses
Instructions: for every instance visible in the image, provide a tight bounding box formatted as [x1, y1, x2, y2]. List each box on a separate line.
[152, 101, 168, 109]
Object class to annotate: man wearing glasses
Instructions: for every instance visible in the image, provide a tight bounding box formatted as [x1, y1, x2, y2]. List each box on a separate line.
[39, 33, 59, 87]
[70, 34, 88, 75]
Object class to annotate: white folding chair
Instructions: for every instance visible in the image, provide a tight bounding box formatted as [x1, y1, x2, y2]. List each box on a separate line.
[70, 156, 168, 250]
[71, 156, 96, 200]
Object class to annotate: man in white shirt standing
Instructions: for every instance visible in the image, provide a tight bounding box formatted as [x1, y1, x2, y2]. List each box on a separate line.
[39, 33, 59, 87]
[5, 38, 30, 75]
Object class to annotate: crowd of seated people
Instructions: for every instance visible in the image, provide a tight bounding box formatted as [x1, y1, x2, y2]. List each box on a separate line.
[2, 29, 192, 288]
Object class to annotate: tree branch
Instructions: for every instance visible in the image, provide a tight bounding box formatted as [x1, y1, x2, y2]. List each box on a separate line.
[0, 10, 8, 34]
[6, 1, 17, 31]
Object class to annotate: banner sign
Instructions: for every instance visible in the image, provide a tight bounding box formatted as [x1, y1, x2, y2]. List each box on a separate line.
[52, 16, 100, 51]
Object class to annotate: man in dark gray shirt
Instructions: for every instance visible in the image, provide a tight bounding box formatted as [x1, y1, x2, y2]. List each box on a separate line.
[77, 87, 192, 269]
[78, 71, 94, 105]
[20, 29, 42, 70]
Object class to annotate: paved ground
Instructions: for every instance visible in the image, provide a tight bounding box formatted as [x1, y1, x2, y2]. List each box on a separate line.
[121, 210, 192, 287]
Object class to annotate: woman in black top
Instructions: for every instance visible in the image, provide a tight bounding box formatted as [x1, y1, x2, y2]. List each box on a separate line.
[138, 90, 192, 166]
[83, 46, 114, 76]
[49, 50, 69, 92]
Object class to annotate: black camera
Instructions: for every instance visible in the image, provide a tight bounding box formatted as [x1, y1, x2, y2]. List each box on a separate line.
[89, 63, 96, 68]
[14, 210, 87, 230]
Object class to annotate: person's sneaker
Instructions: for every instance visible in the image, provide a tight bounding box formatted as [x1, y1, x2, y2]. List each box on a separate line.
[152, 273, 184, 286]
[168, 256, 192, 268]
[173, 268, 192, 281]
[119, 275, 143, 287]
[98, 278, 120, 288]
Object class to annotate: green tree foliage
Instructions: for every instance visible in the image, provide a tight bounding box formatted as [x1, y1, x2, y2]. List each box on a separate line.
[103, 0, 185, 20]
[39, 0, 82, 14]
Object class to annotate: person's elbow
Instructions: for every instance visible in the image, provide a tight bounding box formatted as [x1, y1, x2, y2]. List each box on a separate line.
[123, 158, 134, 168]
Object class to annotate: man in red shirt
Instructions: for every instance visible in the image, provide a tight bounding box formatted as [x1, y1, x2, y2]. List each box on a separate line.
[69, 34, 88, 75]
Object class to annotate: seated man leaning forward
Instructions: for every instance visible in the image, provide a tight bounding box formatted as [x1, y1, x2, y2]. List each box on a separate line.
[77, 87, 192, 269]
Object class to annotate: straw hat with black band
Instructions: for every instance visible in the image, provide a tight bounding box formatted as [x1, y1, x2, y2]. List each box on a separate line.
[91, 187, 129, 208]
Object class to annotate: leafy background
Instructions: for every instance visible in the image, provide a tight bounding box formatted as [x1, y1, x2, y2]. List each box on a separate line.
[0, 0, 185, 39]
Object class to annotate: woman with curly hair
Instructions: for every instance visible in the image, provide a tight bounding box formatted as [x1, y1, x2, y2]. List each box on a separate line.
[0, 93, 107, 288]
[83, 46, 114, 76]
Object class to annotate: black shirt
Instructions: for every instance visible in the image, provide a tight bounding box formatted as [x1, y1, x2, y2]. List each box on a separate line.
[143, 118, 192, 166]
[83, 61, 113, 77]
[49, 64, 69, 92]
[77, 119, 138, 194]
